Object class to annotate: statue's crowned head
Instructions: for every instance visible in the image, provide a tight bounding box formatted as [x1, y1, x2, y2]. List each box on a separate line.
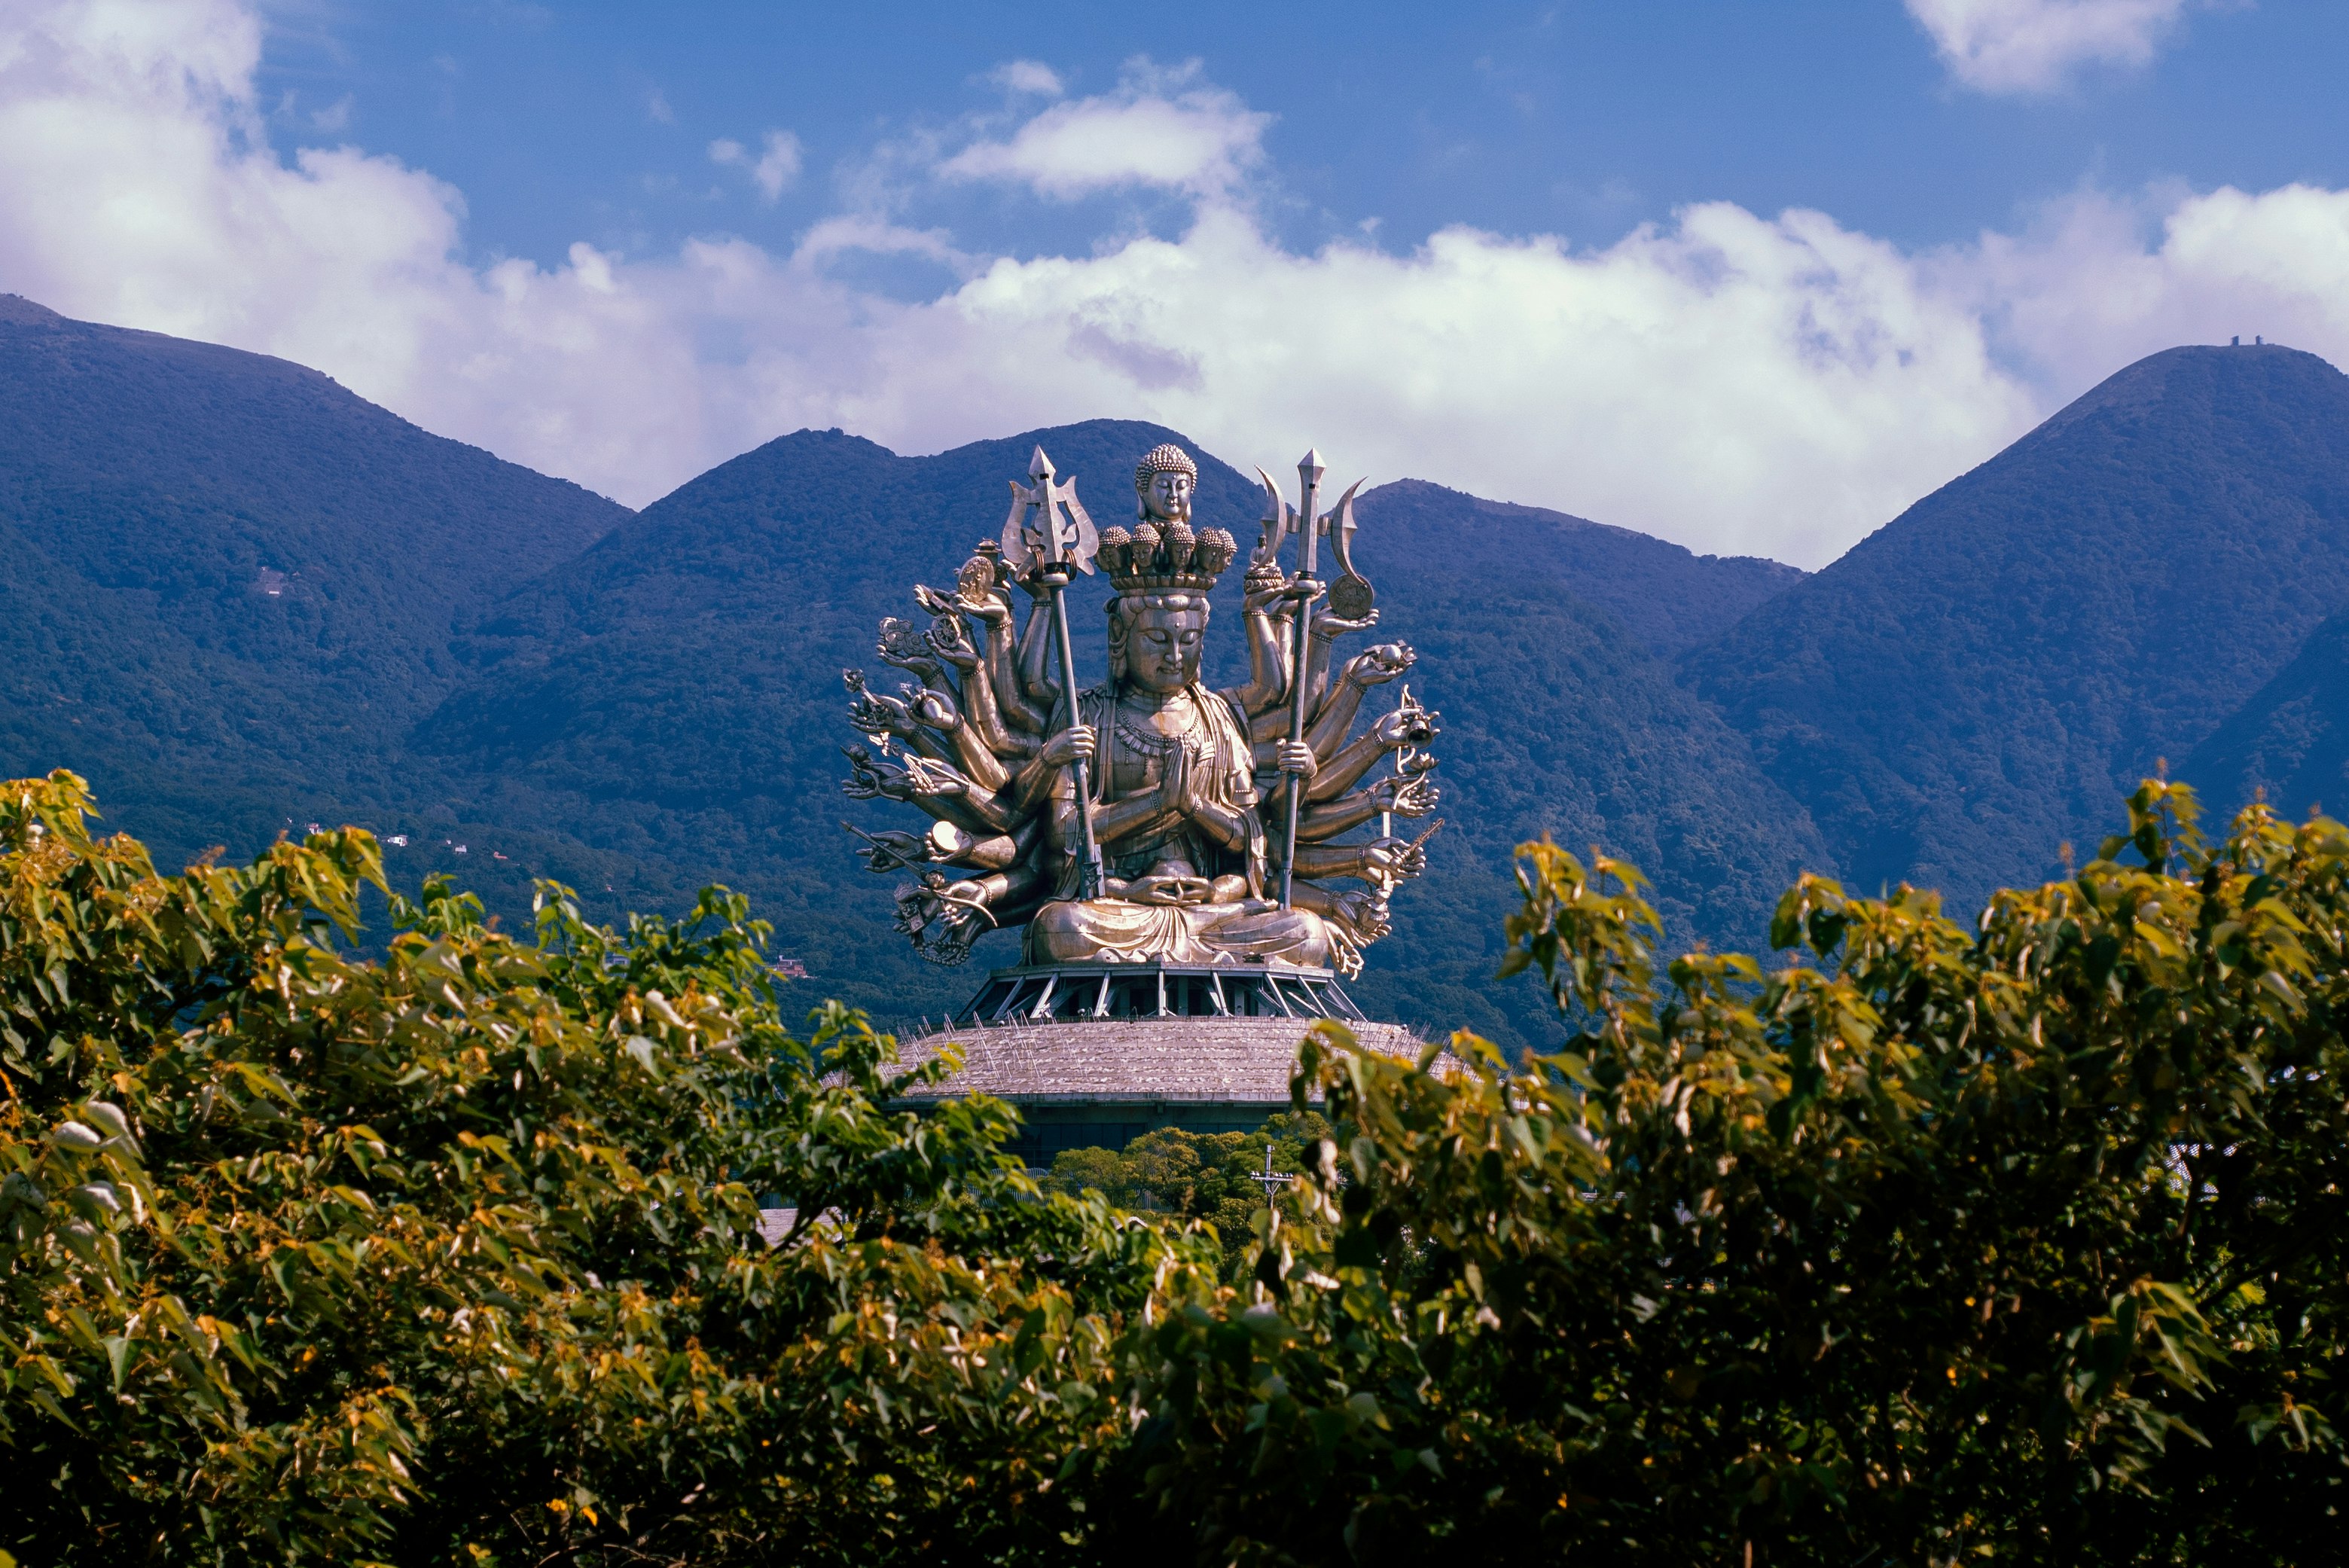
[1134, 442, 1197, 525]
[1102, 444, 1236, 694]
[1107, 594, 1207, 694]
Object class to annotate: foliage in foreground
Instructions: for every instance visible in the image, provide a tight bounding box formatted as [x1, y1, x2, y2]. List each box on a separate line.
[0, 771, 1202, 1565]
[1130, 779, 2349, 1563]
[4, 770, 2348, 1564]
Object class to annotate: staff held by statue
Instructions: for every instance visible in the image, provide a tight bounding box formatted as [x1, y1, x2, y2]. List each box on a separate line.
[1004, 447, 1106, 898]
[1260, 450, 1371, 911]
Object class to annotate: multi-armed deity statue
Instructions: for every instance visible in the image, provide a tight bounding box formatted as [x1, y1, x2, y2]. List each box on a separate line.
[841, 441, 1440, 983]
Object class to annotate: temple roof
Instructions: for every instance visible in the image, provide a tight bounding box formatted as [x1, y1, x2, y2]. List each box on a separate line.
[890, 1016, 1429, 1105]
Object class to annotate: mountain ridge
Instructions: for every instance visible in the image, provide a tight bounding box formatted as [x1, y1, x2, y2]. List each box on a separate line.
[20, 299, 2349, 1051]
[1687, 342, 2349, 909]
[411, 418, 1826, 1045]
[0, 293, 632, 862]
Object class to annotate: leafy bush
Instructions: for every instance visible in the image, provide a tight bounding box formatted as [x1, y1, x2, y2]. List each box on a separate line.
[1122, 779, 2349, 1563]
[0, 771, 1212, 1566]
[6, 770, 2347, 1564]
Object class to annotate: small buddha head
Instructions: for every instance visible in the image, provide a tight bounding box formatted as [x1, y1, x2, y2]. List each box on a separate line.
[1134, 443, 1197, 526]
[1103, 445, 1231, 694]
[1109, 592, 1207, 694]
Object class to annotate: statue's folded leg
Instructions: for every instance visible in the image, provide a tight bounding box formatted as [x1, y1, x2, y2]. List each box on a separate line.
[1187, 905, 1331, 966]
[1026, 898, 1197, 963]
[1025, 898, 1332, 967]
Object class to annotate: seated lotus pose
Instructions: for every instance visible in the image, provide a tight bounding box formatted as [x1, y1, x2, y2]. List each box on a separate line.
[842, 441, 1440, 975]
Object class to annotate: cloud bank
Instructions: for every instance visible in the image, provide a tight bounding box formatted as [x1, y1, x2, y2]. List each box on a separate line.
[2, 0, 2346, 569]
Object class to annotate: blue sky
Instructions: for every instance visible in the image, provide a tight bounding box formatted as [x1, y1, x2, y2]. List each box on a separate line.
[255, 2, 2343, 270]
[5, 1, 2348, 564]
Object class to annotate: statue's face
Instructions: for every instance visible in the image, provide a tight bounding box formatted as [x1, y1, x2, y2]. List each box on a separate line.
[1142, 469, 1193, 524]
[1121, 599, 1207, 694]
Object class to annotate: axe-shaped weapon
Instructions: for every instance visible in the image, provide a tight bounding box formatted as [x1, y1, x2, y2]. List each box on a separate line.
[1002, 446, 1105, 898]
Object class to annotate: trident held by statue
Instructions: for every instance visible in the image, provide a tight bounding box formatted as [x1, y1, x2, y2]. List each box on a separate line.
[1258, 450, 1366, 911]
[1002, 446, 1106, 898]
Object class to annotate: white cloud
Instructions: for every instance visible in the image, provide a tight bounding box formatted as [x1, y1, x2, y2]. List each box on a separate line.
[939, 60, 1271, 201]
[1960, 182, 2349, 392]
[5, 2, 2349, 570]
[310, 92, 351, 132]
[793, 214, 976, 276]
[709, 128, 801, 202]
[1905, 0, 2192, 93]
[989, 59, 1063, 98]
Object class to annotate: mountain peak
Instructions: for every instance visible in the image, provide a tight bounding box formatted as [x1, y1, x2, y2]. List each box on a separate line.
[1692, 340, 2349, 909]
[2026, 340, 2347, 447]
[0, 293, 66, 326]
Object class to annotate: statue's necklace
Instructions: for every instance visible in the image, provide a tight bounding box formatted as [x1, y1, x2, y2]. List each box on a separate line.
[1114, 692, 1208, 764]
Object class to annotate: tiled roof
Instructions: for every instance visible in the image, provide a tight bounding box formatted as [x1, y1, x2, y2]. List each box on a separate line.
[889, 1016, 1430, 1104]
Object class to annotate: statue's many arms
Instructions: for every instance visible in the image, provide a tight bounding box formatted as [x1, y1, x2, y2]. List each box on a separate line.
[841, 443, 1440, 978]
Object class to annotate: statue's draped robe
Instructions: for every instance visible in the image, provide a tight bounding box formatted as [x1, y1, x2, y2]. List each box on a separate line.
[1024, 682, 1330, 966]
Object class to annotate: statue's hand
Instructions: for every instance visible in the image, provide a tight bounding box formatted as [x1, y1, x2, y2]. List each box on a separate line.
[1371, 772, 1440, 816]
[841, 744, 917, 802]
[851, 828, 932, 873]
[939, 877, 993, 910]
[1372, 706, 1441, 749]
[1041, 725, 1097, 769]
[923, 609, 981, 670]
[1158, 741, 1191, 813]
[1345, 642, 1415, 688]
[1332, 887, 1394, 942]
[1362, 835, 1428, 883]
[877, 616, 943, 681]
[1243, 571, 1294, 617]
[1313, 607, 1378, 641]
[848, 679, 920, 740]
[1276, 740, 1317, 783]
[910, 687, 961, 731]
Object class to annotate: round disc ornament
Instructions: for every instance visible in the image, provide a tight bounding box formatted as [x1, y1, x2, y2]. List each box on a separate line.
[1329, 572, 1376, 620]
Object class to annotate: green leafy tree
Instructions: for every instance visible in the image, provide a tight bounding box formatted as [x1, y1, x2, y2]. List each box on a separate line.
[1115, 781, 2349, 1564]
[0, 772, 1219, 1566]
[12, 767, 2349, 1564]
[1044, 1115, 1330, 1261]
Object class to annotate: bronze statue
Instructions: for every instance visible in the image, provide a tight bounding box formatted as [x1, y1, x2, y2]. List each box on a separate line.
[843, 441, 1440, 978]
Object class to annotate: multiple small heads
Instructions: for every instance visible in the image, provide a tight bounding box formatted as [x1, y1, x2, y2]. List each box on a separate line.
[1103, 444, 1237, 696]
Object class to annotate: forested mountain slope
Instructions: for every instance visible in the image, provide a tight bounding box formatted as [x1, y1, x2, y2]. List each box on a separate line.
[1687, 343, 2349, 911]
[0, 295, 1825, 1048]
[0, 294, 628, 864]
[414, 421, 1823, 1045]
[2186, 604, 2349, 819]
[1353, 479, 1804, 657]
[38, 300, 2349, 1049]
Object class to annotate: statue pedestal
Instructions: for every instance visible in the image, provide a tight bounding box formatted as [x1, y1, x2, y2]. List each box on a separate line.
[892, 961, 1427, 1168]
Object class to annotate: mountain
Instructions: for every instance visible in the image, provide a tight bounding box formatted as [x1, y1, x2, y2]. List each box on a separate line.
[0, 293, 629, 865]
[1688, 343, 2349, 910]
[413, 422, 1823, 1046]
[1353, 480, 1804, 657]
[26, 299, 2349, 1048]
[2186, 605, 2349, 820]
